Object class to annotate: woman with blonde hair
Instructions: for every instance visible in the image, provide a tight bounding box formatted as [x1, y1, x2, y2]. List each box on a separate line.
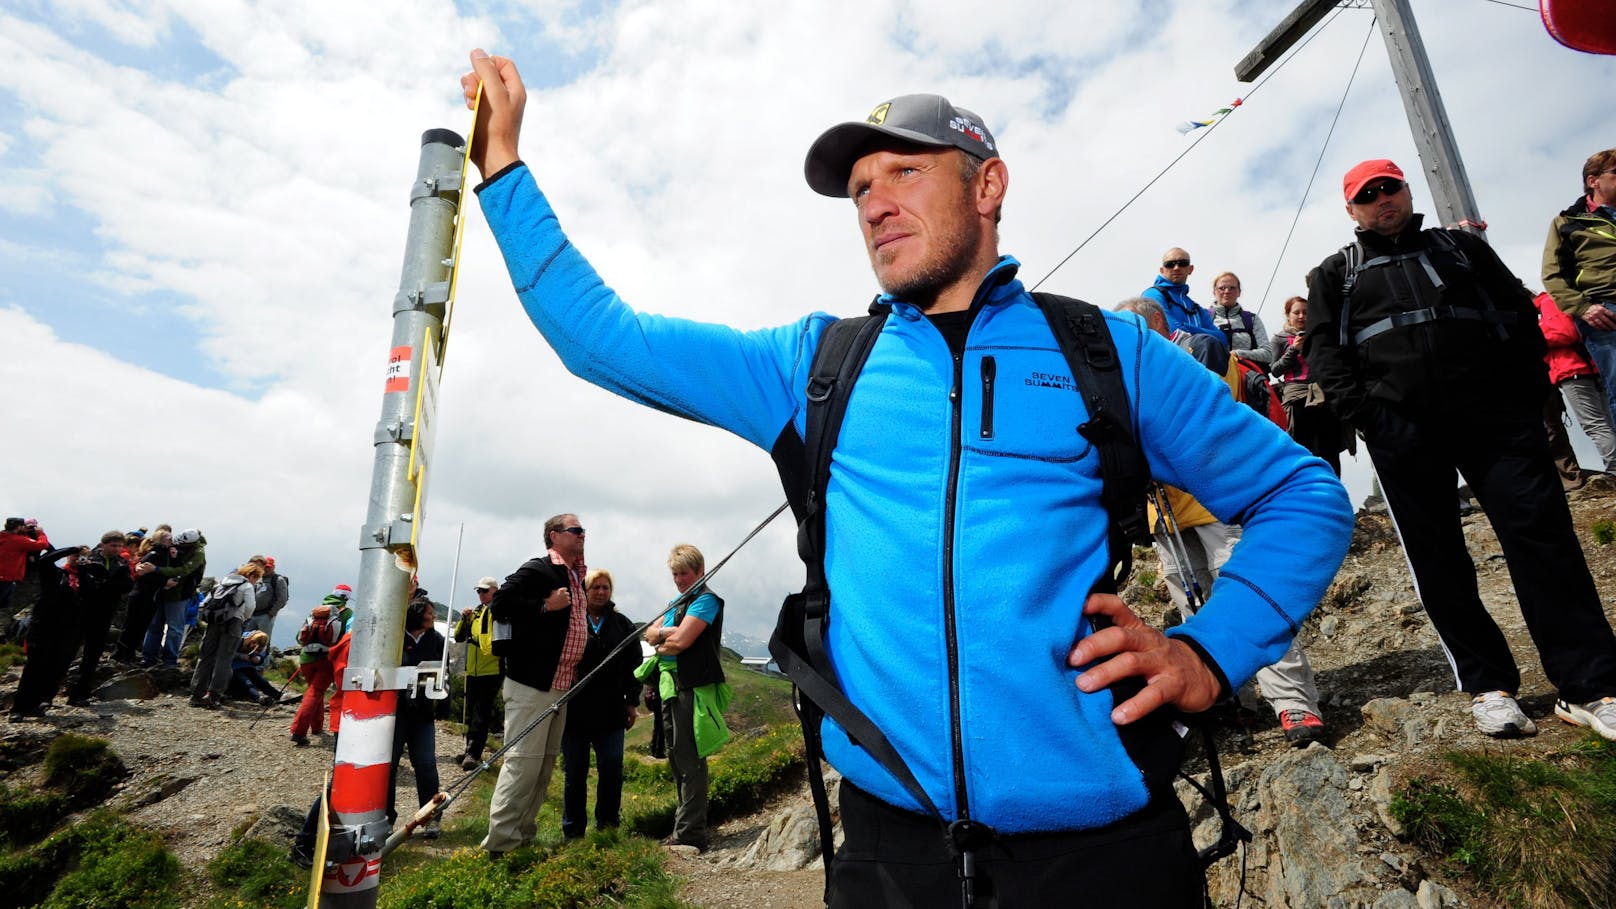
[559, 568, 641, 839]
[190, 561, 263, 709]
[228, 629, 277, 705]
[1209, 271, 1272, 364]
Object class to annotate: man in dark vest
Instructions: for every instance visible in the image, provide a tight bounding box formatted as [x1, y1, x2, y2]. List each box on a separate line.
[643, 544, 723, 852]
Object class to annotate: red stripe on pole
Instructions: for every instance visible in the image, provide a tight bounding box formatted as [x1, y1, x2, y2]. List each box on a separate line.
[324, 856, 381, 892]
[330, 762, 392, 813]
[340, 689, 398, 722]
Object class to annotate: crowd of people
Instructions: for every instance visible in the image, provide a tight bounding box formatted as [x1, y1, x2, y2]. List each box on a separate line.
[0, 521, 299, 720]
[1, 509, 726, 866]
[287, 516, 721, 866]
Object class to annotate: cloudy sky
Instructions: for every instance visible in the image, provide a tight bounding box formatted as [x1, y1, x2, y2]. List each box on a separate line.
[3, 0, 1611, 652]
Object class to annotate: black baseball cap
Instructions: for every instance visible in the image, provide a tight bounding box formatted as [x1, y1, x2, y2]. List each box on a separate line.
[804, 94, 999, 198]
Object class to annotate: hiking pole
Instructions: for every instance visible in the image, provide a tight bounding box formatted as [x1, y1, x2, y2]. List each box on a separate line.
[1143, 490, 1254, 882]
[247, 664, 304, 731]
[376, 500, 791, 858]
[1147, 485, 1205, 613]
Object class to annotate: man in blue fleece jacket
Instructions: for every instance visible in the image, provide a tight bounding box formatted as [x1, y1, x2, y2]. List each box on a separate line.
[1145, 247, 1223, 340]
[459, 50, 1353, 907]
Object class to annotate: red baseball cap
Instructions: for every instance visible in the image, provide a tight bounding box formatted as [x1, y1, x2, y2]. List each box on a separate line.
[1343, 159, 1405, 202]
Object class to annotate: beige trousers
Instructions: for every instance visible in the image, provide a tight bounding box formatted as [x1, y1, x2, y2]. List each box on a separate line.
[481, 678, 568, 852]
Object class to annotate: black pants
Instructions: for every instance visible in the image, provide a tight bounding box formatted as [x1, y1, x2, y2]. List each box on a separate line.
[15, 613, 79, 714]
[114, 593, 160, 662]
[463, 673, 502, 759]
[1363, 404, 1616, 700]
[67, 603, 117, 701]
[828, 781, 1204, 909]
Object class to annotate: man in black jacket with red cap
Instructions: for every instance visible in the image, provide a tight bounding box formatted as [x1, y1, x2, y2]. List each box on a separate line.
[1305, 159, 1616, 741]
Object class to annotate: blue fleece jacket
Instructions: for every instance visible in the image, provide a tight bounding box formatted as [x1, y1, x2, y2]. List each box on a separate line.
[1145, 276, 1222, 339]
[478, 164, 1353, 834]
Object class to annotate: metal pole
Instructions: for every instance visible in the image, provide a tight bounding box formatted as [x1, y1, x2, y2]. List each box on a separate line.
[446, 523, 465, 618]
[1367, 0, 1486, 237]
[320, 128, 464, 908]
[446, 522, 465, 722]
[1236, 0, 1487, 239]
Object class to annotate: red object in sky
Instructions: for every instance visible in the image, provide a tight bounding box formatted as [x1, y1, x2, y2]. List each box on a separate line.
[1541, 0, 1616, 55]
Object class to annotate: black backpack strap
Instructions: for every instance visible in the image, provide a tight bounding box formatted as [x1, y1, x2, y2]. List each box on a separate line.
[798, 308, 890, 669]
[767, 302, 942, 902]
[1031, 293, 1152, 592]
[1338, 241, 1363, 347]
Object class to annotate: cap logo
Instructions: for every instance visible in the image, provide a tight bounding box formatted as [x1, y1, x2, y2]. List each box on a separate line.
[950, 116, 993, 151]
[867, 102, 890, 125]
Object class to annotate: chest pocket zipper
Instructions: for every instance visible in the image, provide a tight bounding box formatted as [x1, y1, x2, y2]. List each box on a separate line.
[980, 355, 996, 439]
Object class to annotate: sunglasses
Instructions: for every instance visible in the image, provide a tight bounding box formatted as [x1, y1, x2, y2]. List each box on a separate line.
[562, 526, 586, 536]
[1351, 179, 1404, 205]
[475, 586, 491, 592]
[1162, 258, 1191, 269]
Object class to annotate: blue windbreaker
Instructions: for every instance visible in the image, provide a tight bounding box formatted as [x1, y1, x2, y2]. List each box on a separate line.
[479, 164, 1353, 834]
[1145, 276, 1223, 339]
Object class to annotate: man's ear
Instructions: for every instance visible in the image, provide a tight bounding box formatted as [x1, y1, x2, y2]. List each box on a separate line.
[977, 157, 1009, 218]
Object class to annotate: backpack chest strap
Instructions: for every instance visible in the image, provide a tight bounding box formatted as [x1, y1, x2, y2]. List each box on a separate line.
[1352, 305, 1518, 346]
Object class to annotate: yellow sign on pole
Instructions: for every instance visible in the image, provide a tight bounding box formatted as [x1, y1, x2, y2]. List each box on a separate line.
[307, 774, 331, 907]
[438, 82, 481, 366]
[408, 328, 440, 552]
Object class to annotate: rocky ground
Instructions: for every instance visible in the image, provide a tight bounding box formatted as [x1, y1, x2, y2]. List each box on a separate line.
[2, 480, 1613, 908]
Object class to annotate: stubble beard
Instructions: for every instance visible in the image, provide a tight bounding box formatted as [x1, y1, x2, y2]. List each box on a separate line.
[872, 197, 982, 307]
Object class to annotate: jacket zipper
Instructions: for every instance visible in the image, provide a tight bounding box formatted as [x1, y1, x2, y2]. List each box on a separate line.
[944, 347, 970, 820]
[939, 277, 1005, 824]
[979, 356, 996, 439]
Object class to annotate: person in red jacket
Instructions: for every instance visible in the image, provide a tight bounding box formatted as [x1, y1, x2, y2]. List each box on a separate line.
[1536, 291, 1616, 485]
[0, 517, 51, 642]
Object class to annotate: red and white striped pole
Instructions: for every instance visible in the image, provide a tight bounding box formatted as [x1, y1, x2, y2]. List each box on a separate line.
[319, 128, 465, 908]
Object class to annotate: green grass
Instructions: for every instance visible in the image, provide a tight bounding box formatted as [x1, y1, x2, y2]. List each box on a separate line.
[1391, 737, 1616, 909]
[42, 734, 125, 805]
[1593, 520, 1615, 546]
[0, 734, 126, 850]
[202, 837, 307, 909]
[0, 643, 24, 675]
[378, 830, 692, 909]
[0, 810, 180, 909]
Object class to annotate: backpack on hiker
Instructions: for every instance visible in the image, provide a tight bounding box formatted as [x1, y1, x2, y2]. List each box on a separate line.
[200, 578, 246, 625]
[1218, 308, 1257, 350]
[767, 294, 1249, 902]
[1234, 354, 1288, 429]
[1335, 227, 1516, 348]
[297, 605, 342, 654]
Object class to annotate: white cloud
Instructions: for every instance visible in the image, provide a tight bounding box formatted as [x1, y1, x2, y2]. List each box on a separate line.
[2, 0, 1612, 649]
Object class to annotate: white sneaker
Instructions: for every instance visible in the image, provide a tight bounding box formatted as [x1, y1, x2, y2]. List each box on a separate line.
[1554, 697, 1616, 741]
[1470, 691, 1538, 738]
